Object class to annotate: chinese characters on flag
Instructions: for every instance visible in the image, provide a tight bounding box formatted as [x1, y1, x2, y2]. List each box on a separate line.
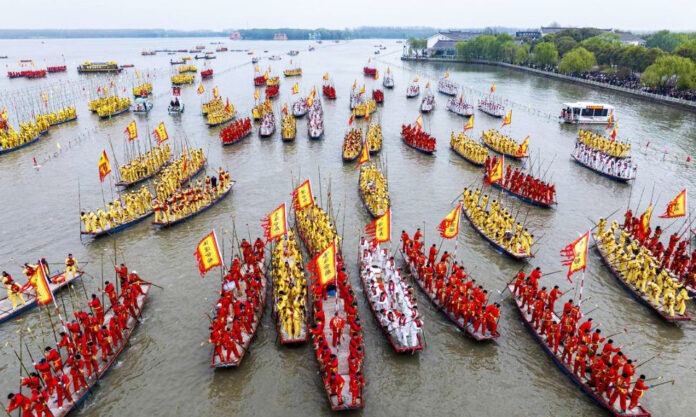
[194, 231, 223, 278]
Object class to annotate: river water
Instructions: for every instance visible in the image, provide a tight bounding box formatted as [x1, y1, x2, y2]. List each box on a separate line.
[0, 37, 695, 417]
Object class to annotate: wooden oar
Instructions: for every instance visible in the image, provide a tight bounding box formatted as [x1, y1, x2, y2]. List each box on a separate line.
[603, 328, 629, 339]
[633, 376, 662, 385]
[635, 352, 661, 369]
[649, 379, 675, 389]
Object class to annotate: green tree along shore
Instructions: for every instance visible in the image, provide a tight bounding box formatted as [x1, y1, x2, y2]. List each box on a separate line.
[413, 29, 696, 92]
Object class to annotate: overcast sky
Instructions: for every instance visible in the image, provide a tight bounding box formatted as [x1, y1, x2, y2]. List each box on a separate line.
[1, 0, 693, 32]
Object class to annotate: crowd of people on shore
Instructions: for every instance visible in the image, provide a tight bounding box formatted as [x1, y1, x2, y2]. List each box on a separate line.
[401, 230, 500, 337]
[118, 144, 171, 185]
[359, 239, 423, 348]
[450, 131, 487, 165]
[511, 267, 650, 414]
[463, 187, 534, 256]
[577, 129, 631, 158]
[6, 264, 146, 416]
[271, 232, 308, 341]
[596, 219, 691, 317]
[572, 143, 637, 179]
[210, 243, 265, 365]
[358, 164, 389, 217]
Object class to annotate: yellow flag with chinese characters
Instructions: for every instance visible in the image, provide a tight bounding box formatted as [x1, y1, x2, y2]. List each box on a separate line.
[262, 203, 287, 242]
[194, 231, 223, 278]
[153, 122, 169, 144]
[292, 179, 315, 210]
[312, 240, 337, 286]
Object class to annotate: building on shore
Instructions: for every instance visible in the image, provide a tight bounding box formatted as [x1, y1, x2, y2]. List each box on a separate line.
[274, 32, 288, 41]
[426, 31, 481, 57]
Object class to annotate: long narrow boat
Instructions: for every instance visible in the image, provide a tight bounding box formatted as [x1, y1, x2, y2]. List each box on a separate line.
[461, 190, 533, 261]
[480, 130, 528, 160]
[295, 203, 364, 411]
[366, 123, 382, 154]
[450, 132, 487, 167]
[358, 241, 424, 352]
[49, 116, 78, 126]
[491, 182, 556, 208]
[0, 270, 83, 325]
[358, 163, 389, 218]
[81, 210, 154, 238]
[46, 282, 151, 417]
[342, 128, 363, 162]
[308, 113, 324, 139]
[577, 129, 631, 159]
[98, 106, 129, 120]
[477, 98, 505, 117]
[594, 233, 690, 322]
[401, 123, 436, 154]
[211, 257, 267, 367]
[281, 114, 296, 142]
[508, 281, 651, 417]
[271, 233, 309, 344]
[401, 248, 500, 341]
[322, 84, 336, 99]
[570, 152, 635, 183]
[220, 118, 253, 146]
[115, 144, 172, 188]
[259, 112, 276, 138]
[0, 135, 40, 155]
[153, 180, 235, 228]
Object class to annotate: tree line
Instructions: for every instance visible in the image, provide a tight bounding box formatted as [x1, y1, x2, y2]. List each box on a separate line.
[416, 29, 696, 90]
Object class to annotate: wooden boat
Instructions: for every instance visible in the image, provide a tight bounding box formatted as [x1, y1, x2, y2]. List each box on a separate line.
[281, 114, 296, 141]
[461, 197, 533, 261]
[594, 233, 690, 322]
[570, 152, 635, 183]
[115, 144, 171, 188]
[266, 75, 280, 87]
[98, 106, 129, 120]
[202, 96, 224, 115]
[406, 83, 420, 98]
[358, 163, 389, 218]
[46, 65, 67, 73]
[271, 233, 309, 344]
[49, 116, 78, 127]
[382, 71, 394, 89]
[0, 134, 40, 155]
[576, 129, 631, 159]
[372, 89, 384, 104]
[292, 98, 308, 117]
[254, 74, 266, 86]
[308, 112, 324, 139]
[45, 282, 151, 417]
[477, 98, 505, 117]
[447, 96, 474, 117]
[201, 68, 214, 79]
[171, 74, 195, 86]
[288, 50, 299, 56]
[251, 100, 272, 121]
[153, 180, 235, 228]
[142, 50, 156, 56]
[215, 46, 228, 52]
[206, 106, 236, 128]
[283, 67, 302, 77]
[401, 249, 500, 341]
[438, 77, 458, 96]
[131, 97, 153, 114]
[195, 54, 216, 60]
[490, 181, 556, 208]
[81, 210, 154, 238]
[420, 92, 435, 113]
[265, 84, 280, 99]
[220, 118, 253, 145]
[77, 61, 122, 73]
[508, 281, 651, 417]
[342, 128, 363, 162]
[294, 204, 364, 411]
[178, 64, 198, 73]
[363, 66, 377, 76]
[450, 132, 487, 167]
[322, 84, 336, 99]
[366, 123, 382, 154]
[358, 241, 424, 352]
[211, 257, 267, 367]
[481, 130, 528, 160]
[170, 59, 185, 65]
[401, 123, 436, 154]
[0, 270, 83, 325]
[259, 112, 276, 138]
[168, 103, 185, 115]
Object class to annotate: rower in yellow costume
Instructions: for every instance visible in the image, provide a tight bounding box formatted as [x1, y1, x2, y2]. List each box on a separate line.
[2, 272, 26, 309]
[64, 253, 78, 280]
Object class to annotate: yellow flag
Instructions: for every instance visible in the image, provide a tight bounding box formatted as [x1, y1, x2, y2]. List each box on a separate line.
[366, 209, 391, 243]
[501, 110, 512, 127]
[124, 120, 138, 141]
[254, 64, 260, 72]
[352, 80, 357, 90]
[292, 83, 299, 94]
[292, 179, 315, 210]
[516, 135, 529, 157]
[254, 89, 259, 100]
[463, 115, 474, 131]
[660, 189, 687, 218]
[357, 139, 369, 167]
[197, 83, 204, 95]
[359, 84, 365, 95]
[374, 70, 379, 80]
[438, 203, 462, 239]
[194, 231, 223, 278]
[415, 115, 423, 131]
[262, 203, 287, 242]
[98, 150, 111, 182]
[33, 264, 55, 306]
[323, 72, 329, 81]
[561, 231, 589, 282]
[488, 156, 504, 184]
[313, 240, 337, 286]
[213, 86, 219, 98]
[153, 122, 169, 144]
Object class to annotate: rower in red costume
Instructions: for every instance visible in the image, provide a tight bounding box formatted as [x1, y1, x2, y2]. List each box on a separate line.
[548, 285, 561, 313]
[329, 312, 345, 347]
[54, 371, 74, 408]
[629, 375, 649, 410]
[6, 392, 32, 415]
[103, 280, 118, 307]
[326, 371, 345, 405]
[114, 263, 128, 286]
[623, 210, 633, 232]
[88, 294, 105, 325]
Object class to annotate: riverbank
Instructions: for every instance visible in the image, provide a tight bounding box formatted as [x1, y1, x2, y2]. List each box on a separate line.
[401, 56, 696, 112]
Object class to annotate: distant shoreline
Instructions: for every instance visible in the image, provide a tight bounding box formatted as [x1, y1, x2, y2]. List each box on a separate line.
[401, 56, 696, 113]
